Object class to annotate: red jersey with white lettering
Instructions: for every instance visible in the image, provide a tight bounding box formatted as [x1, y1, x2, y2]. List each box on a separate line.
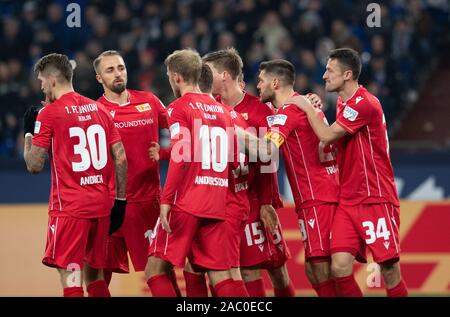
[98, 89, 168, 202]
[335, 86, 399, 206]
[265, 93, 339, 209]
[161, 92, 234, 220]
[220, 92, 283, 209]
[32, 91, 122, 218]
[226, 106, 251, 221]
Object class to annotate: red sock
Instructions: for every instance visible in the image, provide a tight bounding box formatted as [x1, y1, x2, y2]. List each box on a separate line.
[86, 280, 111, 297]
[214, 278, 242, 297]
[334, 275, 363, 297]
[147, 274, 177, 297]
[274, 281, 295, 297]
[103, 270, 113, 287]
[169, 269, 182, 297]
[63, 286, 84, 297]
[233, 280, 250, 297]
[183, 271, 208, 297]
[245, 278, 266, 297]
[209, 283, 216, 297]
[312, 279, 337, 297]
[387, 279, 408, 297]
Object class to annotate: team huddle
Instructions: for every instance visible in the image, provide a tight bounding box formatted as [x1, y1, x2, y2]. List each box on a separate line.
[22, 46, 408, 297]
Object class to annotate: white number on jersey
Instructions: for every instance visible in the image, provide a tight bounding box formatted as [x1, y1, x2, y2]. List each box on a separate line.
[362, 218, 391, 245]
[199, 125, 228, 172]
[244, 221, 266, 246]
[69, 124, 108, 172]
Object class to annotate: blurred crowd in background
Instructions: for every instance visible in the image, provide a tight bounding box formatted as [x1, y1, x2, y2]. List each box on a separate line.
[0, 0, 449, 159]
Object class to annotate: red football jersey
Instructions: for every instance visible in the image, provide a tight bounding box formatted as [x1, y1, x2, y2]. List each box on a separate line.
[32, 91, 122, 218]
[335, 86, 399, 206]
[228, 92, 283, 209]
[98, 89, 168, 202]
[226, 106, 251, 221]
[161, 92, 234, 220]
[266, 92, 339, 209]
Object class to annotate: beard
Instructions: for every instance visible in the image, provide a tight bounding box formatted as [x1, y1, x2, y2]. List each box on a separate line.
[109, 81, 126, 94]
[259, 89, 275, 104]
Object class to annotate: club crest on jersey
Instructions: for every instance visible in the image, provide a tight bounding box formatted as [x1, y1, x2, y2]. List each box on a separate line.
[135, 103, 151, 112]
[343, 105, 358, 122]
[241, 113, 248, 120]
[34, 121, 41, 134]
[110, 110, 115, 118]
[266, 114, 287, 127]
[169, 122, 180, 138]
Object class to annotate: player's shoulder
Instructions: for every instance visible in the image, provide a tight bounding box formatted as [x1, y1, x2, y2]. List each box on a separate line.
[244, 92, 272, 112]
[129, 89, 160, 102]
[353, 86, 381, 108]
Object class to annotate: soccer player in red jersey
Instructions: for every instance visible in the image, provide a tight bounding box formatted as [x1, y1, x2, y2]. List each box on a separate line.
[173, 63, 250, 297]
[92, 50, 179, 293]
[287, 48, 408, 297]
[144, 49, 248, 297]
[23, 53, 127, 297]
[203, 49, 294, 297]
[254, 59, 339, 297]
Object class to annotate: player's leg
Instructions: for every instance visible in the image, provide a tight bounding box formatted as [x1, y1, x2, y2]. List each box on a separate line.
[241, 267, 266, 297]
[184, 260, 208, 297]
[226, 217, 249, 296]
[367, 204, 408, 297]
[330, 205, 365, 297]
[193, 218, 248, 297]
[43, 215, 90, 297]
[267, 264, 295, 297]
[84, 216, 111, 297]
[299, 204, 337, 296]
[145, 209, 197, 297]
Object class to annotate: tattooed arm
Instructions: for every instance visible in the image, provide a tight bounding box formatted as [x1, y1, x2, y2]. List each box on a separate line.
[110, 141, 127, 199]
[23, 133, 47, 174]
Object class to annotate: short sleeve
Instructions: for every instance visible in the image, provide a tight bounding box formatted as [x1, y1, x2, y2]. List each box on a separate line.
[264, 104, 299, 148]
[336, 100, 373, 134]
[154, 95, 169, 129]
[32, 107, 53, 150]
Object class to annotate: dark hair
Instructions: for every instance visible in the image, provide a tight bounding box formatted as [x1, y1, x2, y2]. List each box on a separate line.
[34, 53, 73, 83]
[328, 48, 361, 80]
[199, 63, 213, 93]
[202, 48, 243, 80]
[93, 50, 122, 73]
[259, 59, 295, 86]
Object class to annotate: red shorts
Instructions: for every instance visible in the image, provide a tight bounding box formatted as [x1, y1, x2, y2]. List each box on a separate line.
[240, 200, 291, 269]
[330, 203, 401, 263]
[297, 203, 337, 261]
[105, 199, 160, 272]
[148, 208, 230, 271]
[227, 216, 246, 268]
[43, 214, 110, 269]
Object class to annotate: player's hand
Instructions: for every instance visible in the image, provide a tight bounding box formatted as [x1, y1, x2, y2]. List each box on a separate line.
[108, 199, 127, 236]
[306, 93, 323, 110]
[160, 203, 172, 233]
[148, 142, 160, 161]
[23, 106, 39, 136]
[260, 204, 279, 234]
[285, 95, 313, 113]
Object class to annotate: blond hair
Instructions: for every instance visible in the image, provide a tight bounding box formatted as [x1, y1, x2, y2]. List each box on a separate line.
[164, 49, 202, 84]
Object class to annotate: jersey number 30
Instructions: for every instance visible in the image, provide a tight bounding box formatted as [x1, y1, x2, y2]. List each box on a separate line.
[69, 124, 108, 172]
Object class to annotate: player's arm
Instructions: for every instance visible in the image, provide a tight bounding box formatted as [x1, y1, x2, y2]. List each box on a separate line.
[235, 126, 277, 162]
[285, 95, 347, 144]
[110, 141, 127, 199]
[23, 134, 47, 174]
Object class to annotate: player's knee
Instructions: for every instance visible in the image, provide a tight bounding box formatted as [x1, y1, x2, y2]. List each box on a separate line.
[310, 261, 331, 283]
[380, 261, 400, 287]
[145, 256, 170, 280]
[240, 268, 262, 282]
[331, 258, 352, 278]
